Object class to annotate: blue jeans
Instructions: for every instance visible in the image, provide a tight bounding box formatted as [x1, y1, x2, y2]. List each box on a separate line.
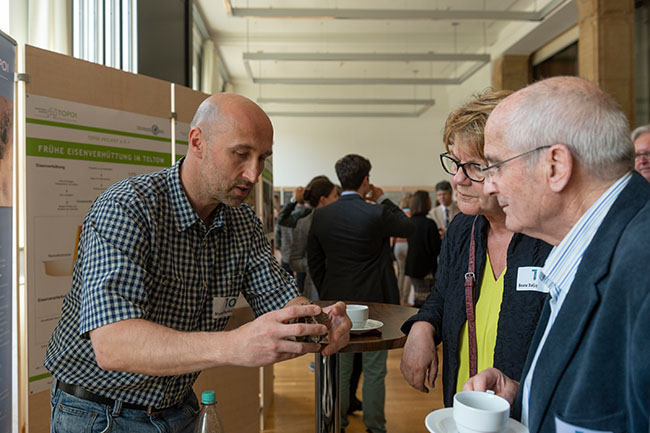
[50, 379, 200, 433]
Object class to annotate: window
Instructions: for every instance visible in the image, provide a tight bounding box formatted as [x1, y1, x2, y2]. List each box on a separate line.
[73, 0, 138, 73]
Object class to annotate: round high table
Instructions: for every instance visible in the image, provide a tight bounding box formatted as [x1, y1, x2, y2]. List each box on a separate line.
[314, 302, 418, 433]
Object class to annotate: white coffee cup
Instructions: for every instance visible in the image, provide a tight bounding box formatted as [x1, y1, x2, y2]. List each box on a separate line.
[346, 304, 369, 329]
[453, 391, 510, 433]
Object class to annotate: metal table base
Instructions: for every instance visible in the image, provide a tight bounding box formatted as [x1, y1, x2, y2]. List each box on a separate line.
[313, 302, 417, 433]
[315, 353, 340, 433]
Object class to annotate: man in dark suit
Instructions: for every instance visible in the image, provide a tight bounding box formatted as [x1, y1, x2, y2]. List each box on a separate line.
[308, 154, 414, 433]
[465, 77, 650, 432]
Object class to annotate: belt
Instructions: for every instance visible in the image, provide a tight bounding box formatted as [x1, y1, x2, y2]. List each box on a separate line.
[56, 380, 169, 416]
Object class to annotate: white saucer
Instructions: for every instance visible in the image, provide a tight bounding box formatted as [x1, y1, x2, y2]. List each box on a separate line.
[425, 408, 529, 433]
[351, 319, 383, 333]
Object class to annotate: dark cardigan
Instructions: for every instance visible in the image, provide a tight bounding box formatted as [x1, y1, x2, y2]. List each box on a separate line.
[401, 213, 552, 407]
[405, 215, 441, 279]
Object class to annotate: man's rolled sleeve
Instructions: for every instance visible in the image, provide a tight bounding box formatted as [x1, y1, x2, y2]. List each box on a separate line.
[78, 201, 150, 338]
[242, 216, 299, 316]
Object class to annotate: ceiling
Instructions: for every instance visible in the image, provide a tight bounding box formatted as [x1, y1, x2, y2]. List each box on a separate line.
[194, 0, 573, 117]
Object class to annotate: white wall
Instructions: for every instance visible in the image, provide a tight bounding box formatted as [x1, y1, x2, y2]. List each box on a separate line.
[236, 63, 491, 188]
[230, 1, 579, 189]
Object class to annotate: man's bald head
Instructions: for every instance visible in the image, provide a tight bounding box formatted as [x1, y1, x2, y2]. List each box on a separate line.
[181, 93, 274, 215]
[487, 76, 634, 181]
[190, 93, 273, 147]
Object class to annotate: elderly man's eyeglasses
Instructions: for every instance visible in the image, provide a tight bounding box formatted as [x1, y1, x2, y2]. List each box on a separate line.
[635, 150, 650, 159]
[439, 153, 485, 182]
[481, 146, 551, 180]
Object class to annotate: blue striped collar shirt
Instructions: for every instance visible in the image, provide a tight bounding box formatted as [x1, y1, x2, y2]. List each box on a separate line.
[521, 171, 632, 426]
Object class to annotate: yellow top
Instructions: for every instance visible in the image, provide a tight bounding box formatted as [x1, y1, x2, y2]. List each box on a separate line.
[456, 253, 506, 394]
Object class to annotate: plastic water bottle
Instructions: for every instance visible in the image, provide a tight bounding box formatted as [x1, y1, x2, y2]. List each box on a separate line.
[194, 390, 225, 433]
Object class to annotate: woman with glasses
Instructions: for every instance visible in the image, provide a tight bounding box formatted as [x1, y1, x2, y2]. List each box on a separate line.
[399, 90, 553, 408]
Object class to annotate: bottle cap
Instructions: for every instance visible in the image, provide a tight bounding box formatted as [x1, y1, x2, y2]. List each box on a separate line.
[201, 390, 216, 404]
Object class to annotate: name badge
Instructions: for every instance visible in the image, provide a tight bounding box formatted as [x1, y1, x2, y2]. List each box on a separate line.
[555, 417, 612, 433]
[516, 267, 547, 292]
[212, 296, 238, 319]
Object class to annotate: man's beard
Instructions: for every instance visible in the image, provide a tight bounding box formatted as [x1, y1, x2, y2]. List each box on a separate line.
[219, 178, 255, 207]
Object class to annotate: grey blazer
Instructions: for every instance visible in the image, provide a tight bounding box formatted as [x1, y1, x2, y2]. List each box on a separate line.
[427, 202, 461, 230]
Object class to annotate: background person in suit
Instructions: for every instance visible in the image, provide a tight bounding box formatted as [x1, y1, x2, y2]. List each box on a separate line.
[308, 153, 414, 433]
[427, 180, 460, 238]
[632, 124, 650, 181]
[466, 76, 650, 432]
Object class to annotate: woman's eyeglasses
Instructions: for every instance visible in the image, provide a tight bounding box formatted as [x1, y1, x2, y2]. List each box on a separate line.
[439, 153, 485, 182]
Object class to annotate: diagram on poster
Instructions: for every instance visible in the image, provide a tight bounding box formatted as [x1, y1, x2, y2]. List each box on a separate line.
[26, 94, 172, 393]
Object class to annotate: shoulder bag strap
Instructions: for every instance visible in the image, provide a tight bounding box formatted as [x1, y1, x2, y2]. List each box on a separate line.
[464, 215, 479, 377]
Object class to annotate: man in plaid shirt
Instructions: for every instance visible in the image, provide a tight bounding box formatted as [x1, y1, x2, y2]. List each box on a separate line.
[45, 93, 351, 433]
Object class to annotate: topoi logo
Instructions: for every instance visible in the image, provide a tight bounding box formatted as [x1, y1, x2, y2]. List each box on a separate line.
[47, 107, 78, 120]
[137, 124, 164, 136]
[0, 58, 9, 73]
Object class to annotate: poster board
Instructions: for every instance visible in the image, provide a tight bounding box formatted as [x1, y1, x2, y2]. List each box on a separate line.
[0, 28, 16, 433]
[24, 45, 173, 431]
[173, 82, 208, 160]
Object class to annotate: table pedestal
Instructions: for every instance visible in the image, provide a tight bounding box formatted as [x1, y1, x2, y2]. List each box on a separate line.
[315, 353, 340, 433]
[313, 302, 417, 433]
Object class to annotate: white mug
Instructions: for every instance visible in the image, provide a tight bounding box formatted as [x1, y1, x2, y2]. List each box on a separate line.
[453, 391, 510, 433]
[346, 304, 369, 329]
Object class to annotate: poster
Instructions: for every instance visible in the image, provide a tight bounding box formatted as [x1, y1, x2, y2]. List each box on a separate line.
[175, 120, 190, 161]
[25, 95, 172, 393]
[0, 29, 15, 433]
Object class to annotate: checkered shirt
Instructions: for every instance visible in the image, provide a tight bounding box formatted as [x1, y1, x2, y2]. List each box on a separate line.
[44, 159, 298, 408]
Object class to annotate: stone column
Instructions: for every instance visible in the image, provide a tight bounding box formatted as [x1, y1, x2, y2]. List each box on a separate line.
[492, 55, 531, 92]
[578, 0, 635, 124]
